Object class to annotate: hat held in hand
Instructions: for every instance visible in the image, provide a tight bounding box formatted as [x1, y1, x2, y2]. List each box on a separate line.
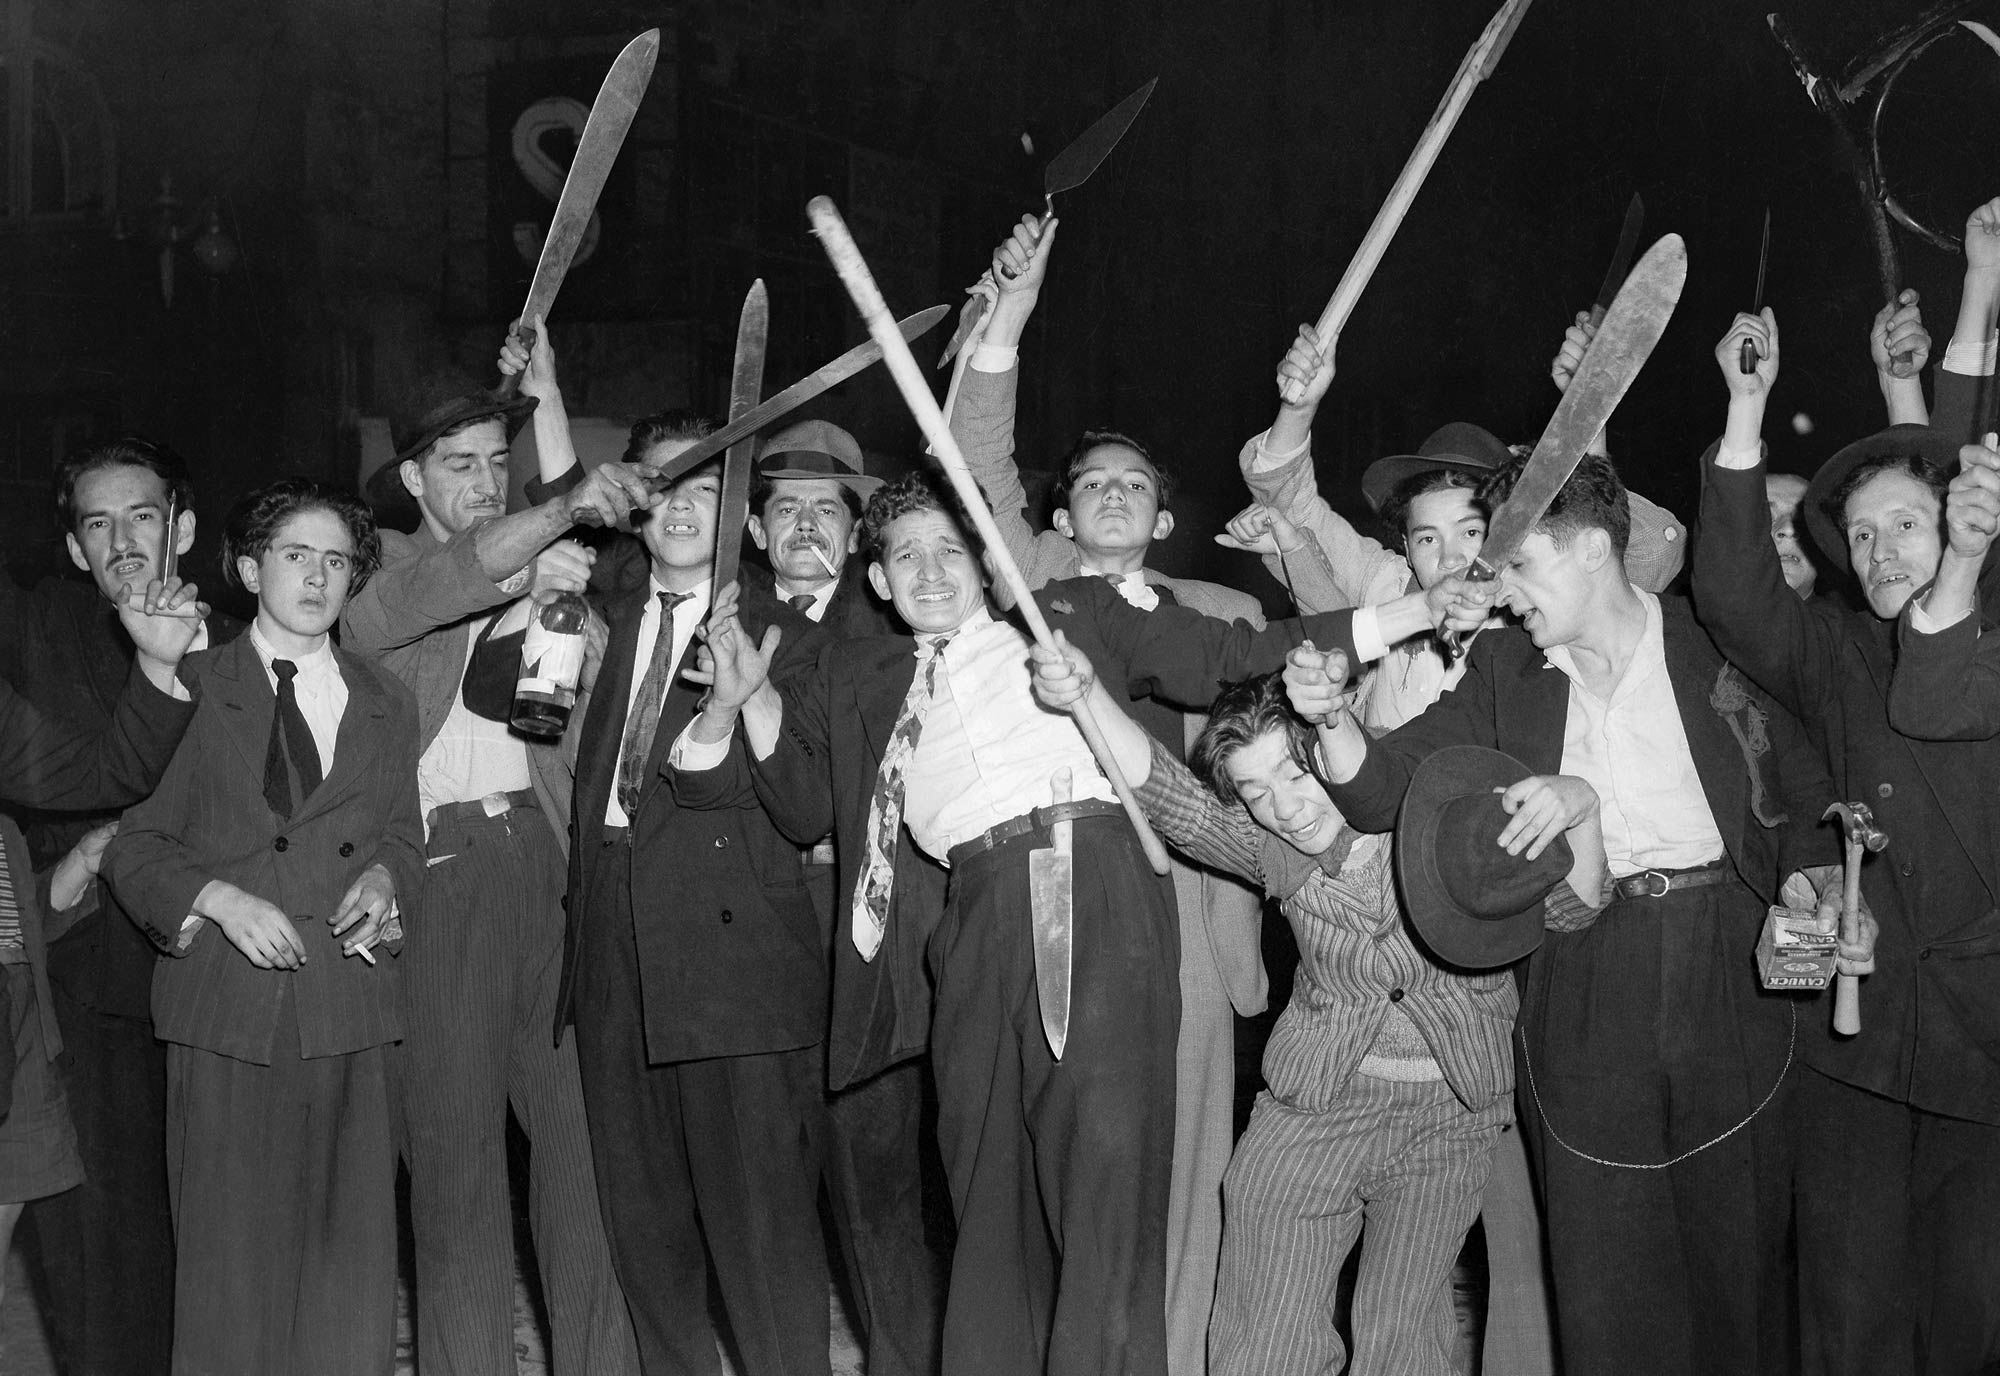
[1396, 745, 1574, 970]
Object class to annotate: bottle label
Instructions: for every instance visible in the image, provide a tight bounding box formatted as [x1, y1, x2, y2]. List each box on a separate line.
[518, 621, 585, 698]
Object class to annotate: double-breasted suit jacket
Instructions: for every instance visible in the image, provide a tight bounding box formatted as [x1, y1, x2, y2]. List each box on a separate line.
[105, 635, 422, 1063]
[558, 574, 821, 1064]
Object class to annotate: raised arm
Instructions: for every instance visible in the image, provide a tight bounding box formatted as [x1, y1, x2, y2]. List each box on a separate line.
[1889, 437, 2000, 739]
[1871, 290, 1931, 426]
[1935, 198, 2000, 443]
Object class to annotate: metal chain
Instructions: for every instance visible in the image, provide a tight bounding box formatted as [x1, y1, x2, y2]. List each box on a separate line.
[1517, 1003, 1795, 1171]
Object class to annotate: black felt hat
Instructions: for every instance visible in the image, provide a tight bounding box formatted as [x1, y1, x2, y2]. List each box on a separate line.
[1360, 422, 1513, 513]
[1396, 745, 1574, 970]
[1801, 423, 1965, 572]
[364, 374, 540, 514]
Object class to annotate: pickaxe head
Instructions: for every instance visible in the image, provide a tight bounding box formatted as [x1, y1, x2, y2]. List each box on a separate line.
[1823, 800, 1890, 853]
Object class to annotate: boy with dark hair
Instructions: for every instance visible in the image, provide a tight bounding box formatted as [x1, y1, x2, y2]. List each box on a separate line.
[105, 477, 423, 1376]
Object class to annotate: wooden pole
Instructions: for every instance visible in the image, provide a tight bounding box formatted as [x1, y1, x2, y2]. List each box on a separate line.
[808, 195, 1172, 877]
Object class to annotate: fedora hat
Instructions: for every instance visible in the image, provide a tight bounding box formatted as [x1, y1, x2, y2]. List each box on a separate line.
[1361, 421, 1512, 513]
[364, 374, 539, 513]
[1801, 423, 1963, 573]
[756, 419, 882, 497]
[1396, 745, 1574, 970]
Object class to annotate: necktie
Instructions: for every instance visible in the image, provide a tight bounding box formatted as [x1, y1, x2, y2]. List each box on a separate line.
[851, 635, 951, 959]
[264, 659, 323, 820]
[787, 593, 817, 612]
[616, 590, 694, 819]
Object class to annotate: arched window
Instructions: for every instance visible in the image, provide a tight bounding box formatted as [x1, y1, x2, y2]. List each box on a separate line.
[0, 19, 115, 222]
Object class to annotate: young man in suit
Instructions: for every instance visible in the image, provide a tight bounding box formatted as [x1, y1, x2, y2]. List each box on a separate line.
[677, 469, 1380, 1376]
[344, 358, 646, 1376]
[1299, 452, 1857, 1376]
[953, 219, 1271, 1375]
[0, 437, 228, 1376]
[560, 442, 830, 1376]
[104, 479, 424, 1376]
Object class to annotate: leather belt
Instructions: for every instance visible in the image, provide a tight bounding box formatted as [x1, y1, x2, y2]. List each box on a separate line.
[948, 799, 1124, 866]
[1611, 861, 1731, 901]
[428, 788, 537, 829]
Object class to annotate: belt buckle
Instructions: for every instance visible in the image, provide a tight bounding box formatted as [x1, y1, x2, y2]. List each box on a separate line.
[1635, 869, 1670, 898]
[480, 791, 512, 818]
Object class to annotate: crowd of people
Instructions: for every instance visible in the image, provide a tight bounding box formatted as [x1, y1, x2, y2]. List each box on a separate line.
[0, 190, 1996, 1376]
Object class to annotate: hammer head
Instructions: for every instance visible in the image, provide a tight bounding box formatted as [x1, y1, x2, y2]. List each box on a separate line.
[1823, 800, 1890, 852]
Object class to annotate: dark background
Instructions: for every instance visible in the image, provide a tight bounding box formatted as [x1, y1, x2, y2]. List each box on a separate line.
[3, 0, 1996, 616]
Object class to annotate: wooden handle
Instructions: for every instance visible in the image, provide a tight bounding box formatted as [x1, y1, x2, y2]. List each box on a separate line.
[809, 195, 1171, 876]
[1836, 837, 1864, 1036]
[1833, 974, 1860, 1036]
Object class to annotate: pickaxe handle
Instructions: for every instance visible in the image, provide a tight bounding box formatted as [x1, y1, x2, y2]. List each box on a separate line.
[809, 195, 1172, 877]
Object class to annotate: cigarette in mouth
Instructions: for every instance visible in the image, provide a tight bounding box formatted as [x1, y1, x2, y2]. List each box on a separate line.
[808, 543, 839, 578]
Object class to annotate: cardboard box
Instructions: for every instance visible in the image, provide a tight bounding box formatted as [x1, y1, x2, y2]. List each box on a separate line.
[1758, 905, 1839, 990]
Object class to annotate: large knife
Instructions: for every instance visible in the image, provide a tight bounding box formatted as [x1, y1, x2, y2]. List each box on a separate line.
[1029, 769, 1076, 1059]
[1441, 233, 1687, 657]
[499, 29, 660, 398]
[940, 77, 1160, 366]
[710, 281, 770, 596]
[1590, 194, 1646, 327]
[641, 304, 949, 491]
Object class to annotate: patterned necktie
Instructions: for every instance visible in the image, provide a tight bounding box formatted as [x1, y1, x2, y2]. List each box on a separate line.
[851, 635, 952, 959]
[263, 659, 323, 820]
[787, 592, 817, 612]
[615, 590, 694, 819]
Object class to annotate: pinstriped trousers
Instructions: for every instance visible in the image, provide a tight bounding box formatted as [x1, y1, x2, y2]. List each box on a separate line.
[1209, 1076, 1506, 1376]
[394, 804, 638, 1376]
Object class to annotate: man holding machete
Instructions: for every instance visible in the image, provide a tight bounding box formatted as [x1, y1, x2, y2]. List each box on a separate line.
[1293, 448, 1850, 1376]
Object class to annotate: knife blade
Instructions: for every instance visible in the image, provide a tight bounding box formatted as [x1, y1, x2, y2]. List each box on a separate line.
[1740, 207, 1771, 375]
[1441, 233, 1687, 657]
[1029, 768, 1076, 1060]
[1590, 193, 1646, 324]
[709, 281, 770, 596]
[500, 28, 660, 397]
[642, 304, 949, 491]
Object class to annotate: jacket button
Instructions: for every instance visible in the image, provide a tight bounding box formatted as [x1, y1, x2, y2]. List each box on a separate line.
[273, 836, 289, 853]
[1389, 988, 1405, 1003]
[339, 842, 355, 857]
[1877, 782, 1893, 799]
[721, 909, 733, 924]
[1900, 862, 1914, 877]
[714, 835, 729, 849]
[1920, 948, 1932, 961]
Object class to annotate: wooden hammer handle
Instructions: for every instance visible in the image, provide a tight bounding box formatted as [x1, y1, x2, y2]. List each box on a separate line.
[1834, 837, 1863, 1036]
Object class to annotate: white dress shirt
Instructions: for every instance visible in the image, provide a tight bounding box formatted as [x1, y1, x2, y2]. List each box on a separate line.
[416, 611, 532, 824]
[775, 580, 836, 622]
[248, 621, 346, 774]
[1543, 591, 1725, 877]
[605, 577, 711, 827]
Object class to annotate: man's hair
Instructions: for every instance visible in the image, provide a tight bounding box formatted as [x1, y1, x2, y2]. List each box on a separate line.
[1054, 429, 1176, 512]
[621, 409, 715, 466]
[1822, 451, 1950, 540]
[1478, 451, 1630, 559]
[750, 474, 865, 525]
[862, 467, 980, 562]
[54, 436, 197, 535]
[1189, 672, 1318, 805]
[223, 479, 382, 593]
[1377, 468, 1484, 552]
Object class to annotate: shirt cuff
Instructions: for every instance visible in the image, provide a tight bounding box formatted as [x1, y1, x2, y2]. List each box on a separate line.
[177, 913, 205, 951]
[667, 720, 732, 772]
[1714, 438, 1765, 470]
[1909, 593, 1972, 635]
[969, 342, 1018, 373]
[1349, 606, 1390, 665]
[1943, 331, 1998, 378]
[1247, 427, 1311, 472]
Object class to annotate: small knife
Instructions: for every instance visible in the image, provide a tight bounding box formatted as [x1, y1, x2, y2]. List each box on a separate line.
[1739, 207, 1771, 375]
[1590, 194, 1646, 327]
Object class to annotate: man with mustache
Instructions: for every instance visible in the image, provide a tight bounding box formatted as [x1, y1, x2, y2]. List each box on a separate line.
[342, 356, 651, 1376]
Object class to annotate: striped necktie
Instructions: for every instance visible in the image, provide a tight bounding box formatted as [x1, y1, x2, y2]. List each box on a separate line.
[850, 635, 952, 959]
[616, 590, 695, 819]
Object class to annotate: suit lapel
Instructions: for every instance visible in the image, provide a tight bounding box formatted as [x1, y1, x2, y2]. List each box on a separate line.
[288, 648, 391, 829]
[1497, 641, 1568, 775]
[207, 635, 278, 791]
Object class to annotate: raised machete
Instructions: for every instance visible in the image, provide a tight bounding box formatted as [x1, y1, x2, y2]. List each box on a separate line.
[709, 280, 770, 596]
[1591, 193, 1646, 325]
[1441, 233, 1687, 658]
[939, 77, 1160, 366]
[499, 28, 660, 398]
[638, 303, 949, 492]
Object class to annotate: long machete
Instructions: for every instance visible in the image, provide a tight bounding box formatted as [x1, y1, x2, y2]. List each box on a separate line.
[939, 77, 1160, 366]
[1441, 233, 1687, 658]
[710, 281, 770, 595]
[500, 29, 661, 397]
[639, 304, 949, 492]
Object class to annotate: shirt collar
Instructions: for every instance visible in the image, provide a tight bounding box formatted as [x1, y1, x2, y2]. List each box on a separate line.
[646, 574, 712, 619]
[921, 602, 992, 655]
[1542, 586, 1663, 703]
[248, 619, 337, 679]
[1079, 564, 1149, 586]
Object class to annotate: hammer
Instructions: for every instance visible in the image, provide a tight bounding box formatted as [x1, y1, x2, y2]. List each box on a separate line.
[1822, 801, 1888, 1036]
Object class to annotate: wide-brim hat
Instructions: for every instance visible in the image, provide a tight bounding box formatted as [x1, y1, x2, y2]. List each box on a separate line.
[1801, 423, 1965, 573]
[756, 418, 882, 497]
[1396, 745, 1574, 970]
[1361, 421, 1513, 513]
[365, 375, 540, 513]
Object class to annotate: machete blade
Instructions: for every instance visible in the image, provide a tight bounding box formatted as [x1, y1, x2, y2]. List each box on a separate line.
[644, 304, 949, 490]
[710, 280, 770, 596]
[1044, 77, 1159, 200]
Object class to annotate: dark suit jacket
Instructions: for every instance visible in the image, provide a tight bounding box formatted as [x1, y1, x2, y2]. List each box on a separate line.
[1328, 596, 1831, 908]
[739, 562, 905, 642]
[103, 635, 422, 1064]
[558, 569, 823, 1063]
[1696, 456, 2000, 1123]
[742, 576, 1366, 1089]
